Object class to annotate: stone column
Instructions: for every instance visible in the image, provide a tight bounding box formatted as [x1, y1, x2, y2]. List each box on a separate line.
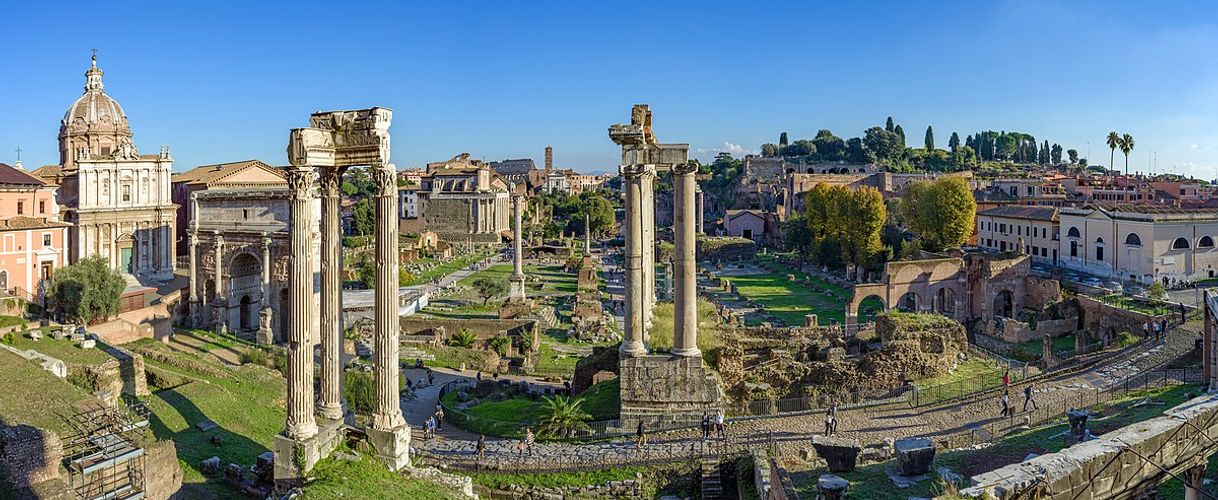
[621, 165, 647, 357]
[641, 170, 655, 329]
[283, 166, 318, 440]
[187, 229, 199, 327]
[672, 164, 700, 357]
[509, 193, 526, 301]
[370, 163, 406, 432]
[213, 232, 226, 334]
[584, 212, 592, 255]
[1185, 464, 1207, 500]
[695, 187, 705, 235]
[258, 234, 274, 345]
[316, 167, 345, 421]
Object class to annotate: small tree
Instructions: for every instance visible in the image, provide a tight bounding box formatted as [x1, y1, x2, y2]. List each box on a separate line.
[488, 335, 511, 356]
[48, 255, 125, 325]
[472, 276, 508, 305]
[448, 329, 477, 348]
[536, 395, 592, 438]
[1147, 282, 1167, 302]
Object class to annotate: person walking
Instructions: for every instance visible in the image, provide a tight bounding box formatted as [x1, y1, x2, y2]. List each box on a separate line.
[636, 420, 648, 450]
[1002, 370, 1010, 387]
[824, 411, 835, 436]
[435, 408, 445, 431]
[829, 404, 839, 435]
[701, 412, 710, 440]
[1181, 302, 1188, 323]
[1153, 320, 1162, 342]
[476, 434, 486, 461]
[715, 410, 726, 439]
[516, 438, 526, 460]
[1000, 391, 1011, 418]
[1023, 383, 1038, 411]
[424, 416, 435, 440]
[1142, 321, 1150, 340]
[524, 427, 535, 456]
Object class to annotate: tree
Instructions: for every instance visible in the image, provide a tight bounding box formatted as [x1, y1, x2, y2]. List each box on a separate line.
[924, 126, 935, 151]
[812, 129, 846, 161]
[353, 198, 375, 236]
[760, 143, 780, 157]
[48, 255, 125, 325]
[1107, 131, 1121, 171]
[781, 214, 814, 263]
[840, 187, 886, 268]
[948, 132, 960, 152]
[894, 124, 906, 148]
[951, 146, 977, 169]
[1050, 144, 1063, 164]
[845, 137, 873, 163]
[536, 395, 592, 438]
[902, 176, 976, 252]
[1040, 140, 1050, 164]
[472, 277, 508, 305]
[448, 329, 477, 348]
[1147, 282, 1167, 302]
[779, 132, 789, 148]
[802, 184, 885, 270]
[1120, 133, 1135, 176]
[863, 127, 903, 163]
[885, 116, 895, 132]
[1067, 149, 1079, 164]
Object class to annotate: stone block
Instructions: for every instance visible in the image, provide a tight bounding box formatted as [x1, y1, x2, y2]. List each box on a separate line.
[80, 339, 96, 349]
[252, 451, 274, 483]
[224, 463, 243, 483]
[28, 330, 42, 341]
[894, 437, 935, 476]
[1067, 409, 1089, 437]
[817, 474, 849, 499]
[366, 425, 411, 471]
[812, 436, 861, 473]
[200, 456, 220, 475]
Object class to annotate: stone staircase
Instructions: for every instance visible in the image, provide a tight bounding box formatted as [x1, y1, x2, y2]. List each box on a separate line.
[535, 305, 559, 329]
[700, 443, 722, 500]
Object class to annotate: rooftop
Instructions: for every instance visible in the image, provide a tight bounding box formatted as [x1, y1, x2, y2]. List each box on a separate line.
[977, 205, 1059, 222]
[0, 164, 48, 187]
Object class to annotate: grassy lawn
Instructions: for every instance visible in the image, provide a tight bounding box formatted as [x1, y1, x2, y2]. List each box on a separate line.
[410, 250, 494, 284]
[1098, 294, 1171, 316]
[457, 263, 579, 297]
[534, 340, 579, 376]
[727, 273, 849, 325]
[0, 348, 94, 434]
[913, 355, 1027, 406]
[133, 339, 285, 498]
[409, 345, 491, 372]
[305, 453, 465, 499]
[4, 330, 116, 365]
[442, 379, 619, 438]
[791, 383, 1199, 499]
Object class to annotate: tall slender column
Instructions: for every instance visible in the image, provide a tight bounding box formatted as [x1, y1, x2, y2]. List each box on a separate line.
[585, 212, 592, 255]
[621, 166, 647, 356]
[695, 188, 705, 235]
[283, 166, 318, 440]
[641, 169, 656, 328]
[187, 229, 198, 326]
[510, 193, 526, 300]
[672, 164, 700, 357]
[213, 232, 225, 334]
[260, 234, 272, 307]
[317, 167, 345, 420]
[371, 163, 406, 432]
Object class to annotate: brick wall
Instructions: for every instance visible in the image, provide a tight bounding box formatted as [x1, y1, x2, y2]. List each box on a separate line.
[0, 424, 62, 489]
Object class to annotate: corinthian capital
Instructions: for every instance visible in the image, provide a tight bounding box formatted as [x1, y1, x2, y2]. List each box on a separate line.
[285, 166, 317, 199]
[621, 164, 654, 179]
[317, 166, 346, 196]
[371, 163, 397, 197]
[672, 163, 698, 176]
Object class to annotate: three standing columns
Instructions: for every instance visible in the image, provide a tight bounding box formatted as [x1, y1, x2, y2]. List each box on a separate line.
[283, 166, 319, 441]
[620, 164, 650, 356]
[672, 163, 700, 357]
[317, 166, 346, 421]
[370, 163, 406, 432]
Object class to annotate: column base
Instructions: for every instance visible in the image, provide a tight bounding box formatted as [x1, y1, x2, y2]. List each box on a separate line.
[273, 433, 321, 488]
[317, 403, 345, 422]
[366, 425, 412, 471]
[619, 341, 647, 357]
[671, 347, 702, 358]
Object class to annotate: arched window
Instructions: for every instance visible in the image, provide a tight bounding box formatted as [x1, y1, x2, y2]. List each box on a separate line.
[1173, 237, 1190, 250]
[1200, 236, 1215, 248]
[1125, 233, 1142, 246]
[1067, 227, 1080, 238]
[1096, 237, 1105, 244]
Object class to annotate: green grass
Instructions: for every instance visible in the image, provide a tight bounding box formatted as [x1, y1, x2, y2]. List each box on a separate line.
[1098, 294, 1170, 316]
[458, 263, 580, 297]
[134, 339, 285, 497]
[791, 383, 1199, 499]
[0, 315, 28, 329]
[443, 379, 620, 438]
[410, 345, 491, 372]
[0, 348, 93, 434]
[648, 298, 724, 364]
[1010, 334, 1077, 362]
[4, 330, 116, 365]
[467, 465, 649, 490]
[726, 272, 849, 325]
[534, 340, 578, 376]
[915, 356, 1007, 389]
[913, 356, 1026, 405]
[305, 453, 465, 499]
[410, 250, 495, 284]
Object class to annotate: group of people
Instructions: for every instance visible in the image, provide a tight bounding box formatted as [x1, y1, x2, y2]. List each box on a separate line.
[1142, 318, 1171, 342]
[998, 372, 1039, 418]
[423, 404, 445, 439]
[700, 411, 726, 440]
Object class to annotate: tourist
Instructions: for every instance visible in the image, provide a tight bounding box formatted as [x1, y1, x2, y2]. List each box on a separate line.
[1023, 383, 1038, 411]
[1000, 391, 1011, 417]
[406, 378, 414, 391]
[476, 370, 482, 382]
[636, 421, 648, 450]
[425, 416, 435, 439]
[715, 410, 726, 439]
[829, 404, 839, 435]
[435, 408, 445, 431]
[1153, 320, 1162, 342]
[428, 369, 435, 386]
[1181, 303, 1188, 323]
[823, 411, 834, 436]
[1161, 318, 1169, 340]
[701, 412, 710, 440]
[1002, 370, 1010, 387]
[476, 434, 486, 461]
[517, 438, 526, 460]
[1142, 321, 1150, 339]
[524, 427, 534, 455]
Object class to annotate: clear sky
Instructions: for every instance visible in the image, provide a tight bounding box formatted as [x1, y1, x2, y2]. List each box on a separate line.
[2, 1, 1217, 176]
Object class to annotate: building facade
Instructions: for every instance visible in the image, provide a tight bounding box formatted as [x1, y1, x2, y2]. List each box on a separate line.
[976, 206, 1060, 264]
[1058, 205, 1218, 284]
[0, 164, 70, 298]
[420, 154, 510, 244]
[171, 160, 288, 257]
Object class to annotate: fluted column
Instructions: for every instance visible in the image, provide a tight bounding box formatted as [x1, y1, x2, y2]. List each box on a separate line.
[672, 164, 700, 357]
[213, 232, 225, 334]
[317, 167, 345, 420]
[261, 234, 272, 307]
[621, 165, 647, 356]
[284, 166, 318, 440]
[695, 188, 705, 235]
[187, 229, 199, 326]
[641, 169, 655, 329]
[510, 193, 526, 300]
[371, 163, 406, 432]
[584, 212, 592, 255]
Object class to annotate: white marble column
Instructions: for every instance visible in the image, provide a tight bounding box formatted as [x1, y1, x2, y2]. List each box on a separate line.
[641, 169, 656, 329]
[672, 164, 700, 357]
[621, 165, 647, 356]
[261, 235, 272, 307]
[509, 193, 526, 300]
[317, 166, 345, 421]
[695, 188, 705, 235]
[584, 212, 592, 255]
[187, 229, 199, 326]
[283, 166, 318, 440]
[371, 163, 406, 432]
[213, 232, 225, 333]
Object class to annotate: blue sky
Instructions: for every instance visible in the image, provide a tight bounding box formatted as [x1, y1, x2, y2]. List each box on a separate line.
[2, 1, 1218, 176]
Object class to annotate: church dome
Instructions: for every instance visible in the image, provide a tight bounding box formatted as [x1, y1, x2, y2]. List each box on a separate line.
[58, 54, 135, 167]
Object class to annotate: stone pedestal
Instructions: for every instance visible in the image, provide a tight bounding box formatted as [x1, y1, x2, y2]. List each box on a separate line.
[816, 474, 849, 499]
[366, 425, 411, 471]
[894, 437, 935, 476]
[257, 307, 274, 345]
[805, 314, 819, 327]
[618, 354, 720, 429]
[812, 436, 861, 473]
[272, 433, 319, 488]
[1067, 409, 1089, 437]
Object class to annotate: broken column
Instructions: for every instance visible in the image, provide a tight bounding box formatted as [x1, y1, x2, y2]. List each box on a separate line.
[894, 437, 935, 476]
[812, 436, 861, 473]
[672, 162, 700, 357]
[1066, 408, 1090, 445]
[317, 166, 345, 421]
[816, 474, 849, 500]
[509, 192, 527, 301]
[258, 235, 274, 344]
[369, 161, 410, 470]
[619, 165, 648, 357]
[1041, 333, 1054, 368]
[1185, 464, 1207, 500]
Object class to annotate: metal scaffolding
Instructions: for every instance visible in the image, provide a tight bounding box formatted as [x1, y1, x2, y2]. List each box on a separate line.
[62, 398, 150, 500]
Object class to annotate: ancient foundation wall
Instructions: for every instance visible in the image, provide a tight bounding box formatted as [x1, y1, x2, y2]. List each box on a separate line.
[144, 439, 184, 499]
[0, 424, 62, 490]
[618, 354, 722, 428]
[1076, 295, 1171, 342]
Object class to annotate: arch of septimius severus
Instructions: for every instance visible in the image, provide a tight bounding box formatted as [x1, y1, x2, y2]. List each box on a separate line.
[272, 108, 409, 485]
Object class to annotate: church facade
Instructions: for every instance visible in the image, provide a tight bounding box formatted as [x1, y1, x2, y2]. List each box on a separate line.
[35, 55, 176, 281]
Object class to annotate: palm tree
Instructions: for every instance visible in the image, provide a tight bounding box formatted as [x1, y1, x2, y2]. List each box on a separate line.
[1120, 134, 1135, 176]
[1106, 131, 1120, 172]
[535, 395, 592, 438]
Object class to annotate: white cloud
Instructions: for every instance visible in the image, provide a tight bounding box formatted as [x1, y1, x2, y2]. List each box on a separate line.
[722, 142, 747, 155]
[1191, 144, 1200, 150]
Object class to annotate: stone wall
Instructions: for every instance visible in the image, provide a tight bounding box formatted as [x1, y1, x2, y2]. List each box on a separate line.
[486, 478, 644, 499]
[0, 424, 62, 490]
[619, 354, 722, 428]
[572, 346, 619, 394]
[145, 439, 184, 499]
[987, 317, 1075, 344]
[1076, 295, 1171, 343]
[399, 316, 537, 350]
[0, 343, 67, 378]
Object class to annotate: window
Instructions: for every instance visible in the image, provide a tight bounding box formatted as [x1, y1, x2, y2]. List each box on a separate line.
[1201, 236, 1215, 248]
[1125, 233, 1142, 246]
[1000, 241, 1007, 251]
[1017, 226, 1022, 236]
[38, 201, 45, 214]
[42, 234, 51, 247]
[1000, 223, 1007, 233]
[122, 185, 131, 202]
[1068, 227, 1080, 238]
[16, 201, 23, 215]
[243, 209, 250, 219]
[1070, 241, 1078, 257]
[1173, 237, 1190, 250]
[1097, 246, 1104, 262]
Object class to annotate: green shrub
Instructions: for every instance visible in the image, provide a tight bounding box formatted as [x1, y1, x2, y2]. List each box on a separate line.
[240, 349, 268, 367]
[448, 329, 477, 349]
[0, 332, 13, 345]
[272, 350, 288, 374]
[488, 335, 510, 356]
[344, 371, 376, 415]
[66, 365, 104, 392]
[1115, 331, 1139, 348]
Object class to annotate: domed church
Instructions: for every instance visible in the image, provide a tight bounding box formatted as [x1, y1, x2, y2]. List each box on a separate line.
[33, 54, 176, 281]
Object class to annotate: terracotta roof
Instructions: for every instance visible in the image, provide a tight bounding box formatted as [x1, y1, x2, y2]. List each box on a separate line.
[977, 205, 1059, 222]
[0, 164, 47, 186]
[0, 216, 70, 231]
[173, 160, 283, 186]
